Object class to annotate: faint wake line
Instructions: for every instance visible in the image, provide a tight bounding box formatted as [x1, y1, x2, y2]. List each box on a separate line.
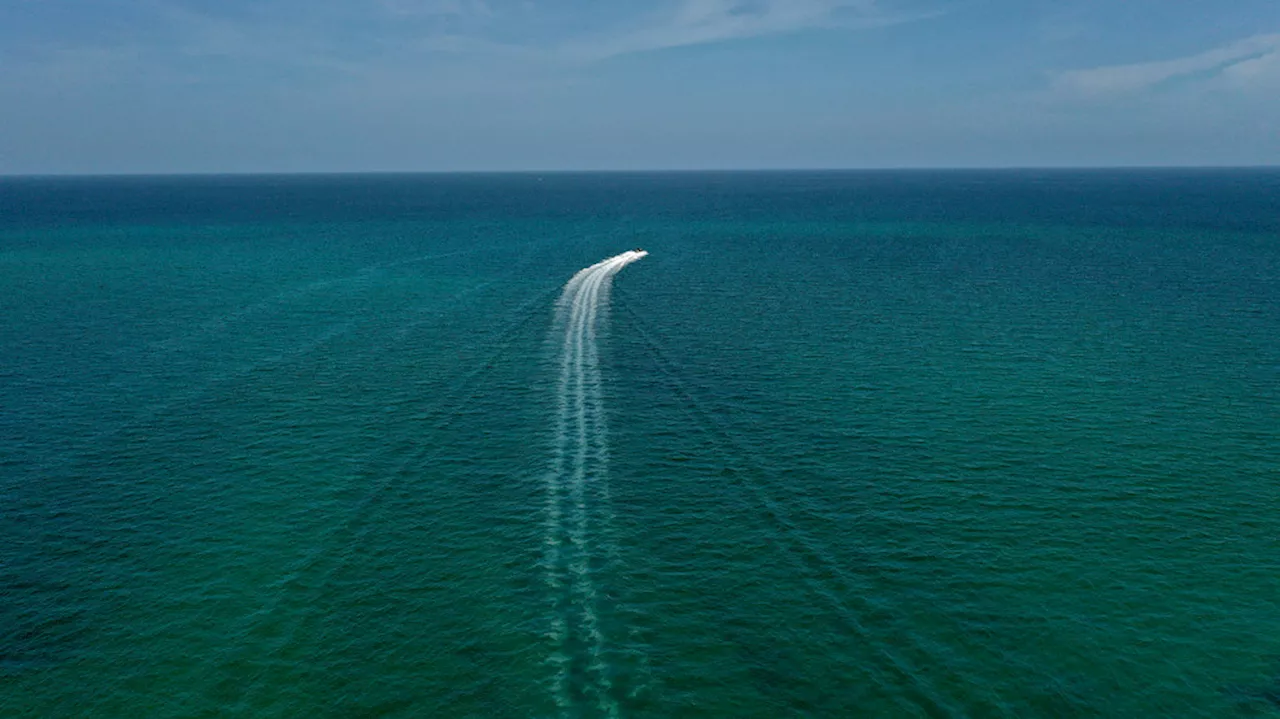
[613, 297, 996, 719]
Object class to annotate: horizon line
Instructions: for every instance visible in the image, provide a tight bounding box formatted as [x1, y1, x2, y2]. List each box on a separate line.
[3, 164, 1280, 180]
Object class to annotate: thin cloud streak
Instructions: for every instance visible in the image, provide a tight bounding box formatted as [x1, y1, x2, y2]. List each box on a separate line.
[379, 0, 494, 17]
[1218, 47, 1280, 90]
[563, 0, 941, 61]
[1, 0, 936, 70]
[1055, 32, 1280, 96]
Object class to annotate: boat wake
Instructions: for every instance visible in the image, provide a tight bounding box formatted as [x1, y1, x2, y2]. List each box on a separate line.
[544, 250, 647, 717]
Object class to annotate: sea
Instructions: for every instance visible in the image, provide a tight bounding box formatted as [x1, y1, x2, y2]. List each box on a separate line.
[2, 170, 1278, 718]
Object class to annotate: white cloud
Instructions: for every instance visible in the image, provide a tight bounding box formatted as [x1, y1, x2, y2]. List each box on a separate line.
[0, 0, 936, 93]
[1054, 33, 1280, 97]
[379, 0, 493, 18]
[565, 0, 937, 60]
[1219, 49, 1280, 90]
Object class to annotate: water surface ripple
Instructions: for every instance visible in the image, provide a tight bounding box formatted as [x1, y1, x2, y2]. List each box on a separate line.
[2, 171, 1278, 718]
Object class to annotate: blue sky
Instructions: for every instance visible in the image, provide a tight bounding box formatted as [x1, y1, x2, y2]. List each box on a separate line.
[2, 0, 1279, 173]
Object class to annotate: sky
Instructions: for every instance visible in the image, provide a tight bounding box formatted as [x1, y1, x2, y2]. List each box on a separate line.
[2, 0, 1279, 173]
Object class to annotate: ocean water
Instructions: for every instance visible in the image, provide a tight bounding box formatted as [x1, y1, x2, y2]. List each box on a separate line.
[1, 170, 1278, 718]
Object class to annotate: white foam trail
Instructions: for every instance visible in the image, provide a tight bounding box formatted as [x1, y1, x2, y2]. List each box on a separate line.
[545, 251, 647, 716]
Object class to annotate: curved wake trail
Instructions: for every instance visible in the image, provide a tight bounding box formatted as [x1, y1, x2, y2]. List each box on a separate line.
[546, 251, 647, 717]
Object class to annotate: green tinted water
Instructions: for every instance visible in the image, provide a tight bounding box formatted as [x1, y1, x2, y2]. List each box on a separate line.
[2, 172, 1278, 717]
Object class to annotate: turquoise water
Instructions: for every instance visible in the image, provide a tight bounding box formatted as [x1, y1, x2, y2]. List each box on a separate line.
[2, 171, 1279, 717]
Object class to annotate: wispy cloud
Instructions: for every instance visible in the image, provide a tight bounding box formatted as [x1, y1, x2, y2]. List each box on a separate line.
[2, 0, 936, 71]
[1218, 46, 1280, 90]
[379, 0, 494, 17]
[565, 0, 939, 61]
[1054, 33, 1280, 97]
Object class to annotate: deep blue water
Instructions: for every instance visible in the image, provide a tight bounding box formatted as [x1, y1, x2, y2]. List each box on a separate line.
[2, 171, 1279, 717]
